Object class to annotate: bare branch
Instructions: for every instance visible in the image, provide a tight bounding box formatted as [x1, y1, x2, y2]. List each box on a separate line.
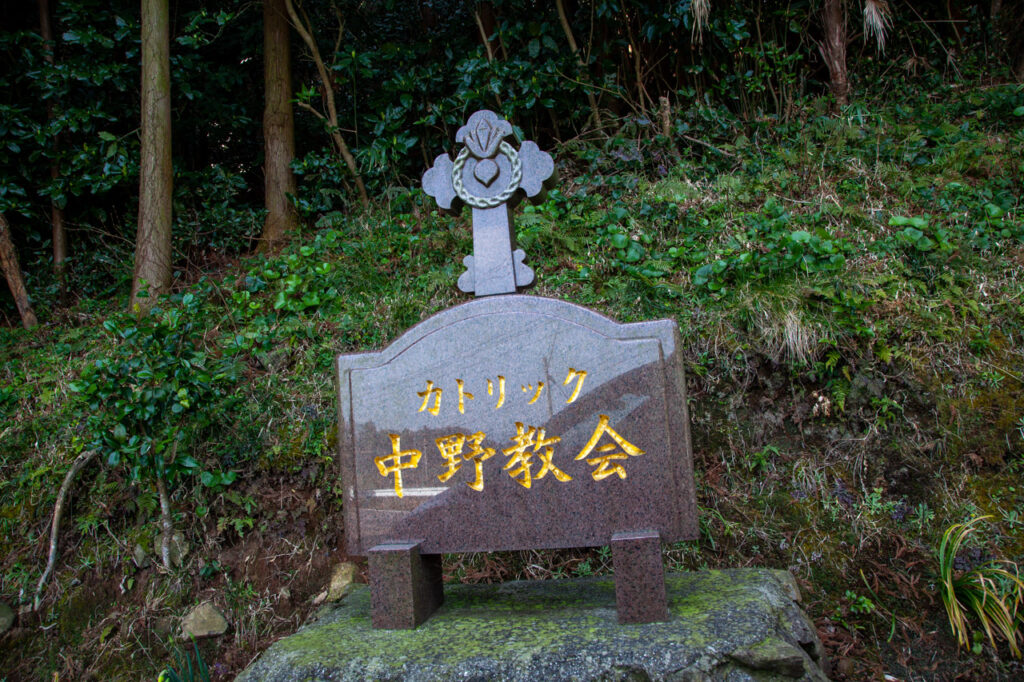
[285, 0, 369, 208]
[296, 99, 327, 122]
[34, 450, 98, 610]
[332, 3, 345, 58]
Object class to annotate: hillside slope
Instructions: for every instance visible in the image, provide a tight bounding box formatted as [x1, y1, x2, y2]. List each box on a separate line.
[2, 84, 1024, 680]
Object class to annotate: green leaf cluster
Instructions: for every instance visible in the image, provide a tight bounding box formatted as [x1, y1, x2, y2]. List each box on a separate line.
[691, 200, 850, 294]
[69, 292, 240, 487]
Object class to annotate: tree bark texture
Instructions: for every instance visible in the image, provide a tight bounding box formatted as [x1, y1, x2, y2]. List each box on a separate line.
[0, 212, 39, 329]
[260, 0, 299, 250]
[39, 0, 67, 298]
[820, 0, 849, 107]
[131, 0, 173, 310]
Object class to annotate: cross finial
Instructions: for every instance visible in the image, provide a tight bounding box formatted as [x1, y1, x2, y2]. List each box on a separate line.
[422, 110, 556, 297]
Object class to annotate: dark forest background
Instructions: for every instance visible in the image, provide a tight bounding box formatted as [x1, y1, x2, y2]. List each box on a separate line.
[1, 1, 1021, 320]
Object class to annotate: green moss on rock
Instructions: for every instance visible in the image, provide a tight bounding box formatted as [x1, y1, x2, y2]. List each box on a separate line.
[238, 569, 827, 681]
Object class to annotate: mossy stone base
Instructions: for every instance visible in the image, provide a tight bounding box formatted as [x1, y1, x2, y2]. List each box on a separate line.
[237, 569, 828, 681]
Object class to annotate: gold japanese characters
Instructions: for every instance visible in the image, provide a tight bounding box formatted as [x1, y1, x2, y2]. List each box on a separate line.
[416, 367, 588, 415]
[375, 367, 645, 497]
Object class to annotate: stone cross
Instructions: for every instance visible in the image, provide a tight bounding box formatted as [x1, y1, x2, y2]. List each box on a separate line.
[423, 110, 556, 297]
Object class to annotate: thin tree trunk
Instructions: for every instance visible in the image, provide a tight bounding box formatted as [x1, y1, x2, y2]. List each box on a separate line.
[131, 0, 173, 310]
[474, 7, 496, 62]
[478, 1, 508, 61]
[0, 213, 39, 329]
[156, 475, 173, 569]
[260, 0, 299, 251]
[620, 5, 651, 114]
[284, 0, 369, 210]
[473, 8, 504, 110]
[820, 0, 849, 107]
[555, 0, 602, 131]
[658, 95, 672, 138]
[39, 0, 67, 302]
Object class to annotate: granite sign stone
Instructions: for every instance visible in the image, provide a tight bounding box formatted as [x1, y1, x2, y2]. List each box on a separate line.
[336, 111, 698, 630]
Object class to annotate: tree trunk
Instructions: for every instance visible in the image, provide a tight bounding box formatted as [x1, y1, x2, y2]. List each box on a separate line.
[156, 474, 174, 570]
[131, 0, 173, 311]
[820, 0, 849, 107]
[620, 6, 651, 115]
[39, 0, 67, 301]
[0, 213, 39, 329]
[260, 0, 299, 251]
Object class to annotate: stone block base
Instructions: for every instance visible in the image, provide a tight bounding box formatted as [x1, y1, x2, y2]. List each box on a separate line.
[367, 542, 443, 629]
[238, 569, 828, 681]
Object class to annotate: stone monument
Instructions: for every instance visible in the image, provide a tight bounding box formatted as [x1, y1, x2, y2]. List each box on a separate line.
[238, 111, 829, 682]
[337, 110, 698, 629]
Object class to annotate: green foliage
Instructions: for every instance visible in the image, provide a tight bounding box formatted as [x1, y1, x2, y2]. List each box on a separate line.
[692, 200, 850, 294]
[745, 445, 779, 472]
[938, 516, 1024, 658]
[3, 0, 1019, 322]
[68, 292, 240, 487]
[174, 166, 263, 255]
[266, 246, 340, 314]
[0, 4, 138, 221]
[159, 638, 209, 682]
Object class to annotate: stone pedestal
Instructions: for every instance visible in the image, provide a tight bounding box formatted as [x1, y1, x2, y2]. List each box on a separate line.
[237, 569, 829, 682]
[611, 530, 668, 624]
[367, 542, 444, 629]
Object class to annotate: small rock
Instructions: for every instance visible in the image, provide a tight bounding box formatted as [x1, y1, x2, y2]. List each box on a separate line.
[256, 350, 287, 372]
[132, 543, 151, 569]
[153, 616, 173, 638]
[312, 591, 327, 606]
[731, 638, 807, 677]
[153, 532, 190, 568]
[326, 562, 358, 602]
[180, 602, 229, 639]
[0, 601, 14, 634]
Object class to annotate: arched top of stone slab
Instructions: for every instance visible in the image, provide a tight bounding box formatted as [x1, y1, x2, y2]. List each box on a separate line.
[336, 295, 678, 373]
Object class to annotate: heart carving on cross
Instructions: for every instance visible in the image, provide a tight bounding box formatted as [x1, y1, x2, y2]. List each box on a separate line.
[422, 110, 557, 297]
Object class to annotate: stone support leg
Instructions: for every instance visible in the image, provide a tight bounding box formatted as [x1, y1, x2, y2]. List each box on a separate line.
[368, 542, 444, 629]
[611, 530, 668, 624]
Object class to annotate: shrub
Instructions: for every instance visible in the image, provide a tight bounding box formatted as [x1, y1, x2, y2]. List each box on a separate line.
[69, 291, 240, 564]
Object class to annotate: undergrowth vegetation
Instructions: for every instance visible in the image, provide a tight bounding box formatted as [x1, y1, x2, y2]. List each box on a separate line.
[2, 82, 1024, 679]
